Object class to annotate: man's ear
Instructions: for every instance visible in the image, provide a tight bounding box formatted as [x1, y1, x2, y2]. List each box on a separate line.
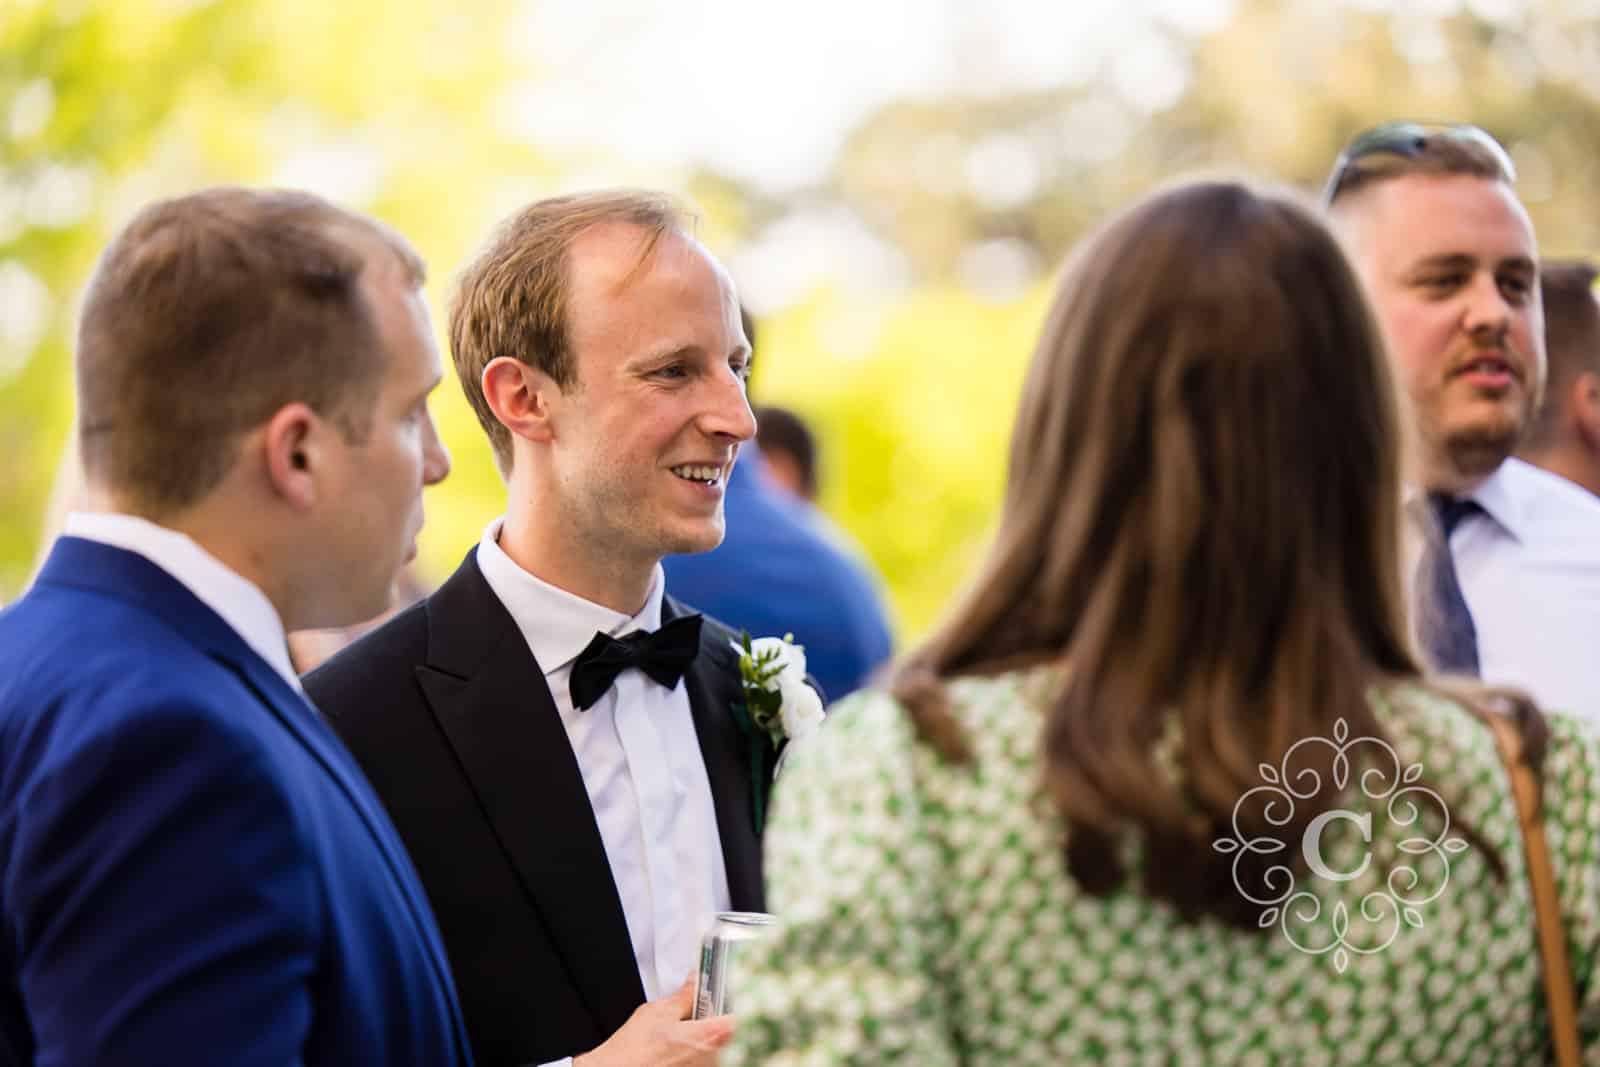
[1574, 371, 1600, 451]
[482, 356, 560, 445]
[262, 403, 321, 510]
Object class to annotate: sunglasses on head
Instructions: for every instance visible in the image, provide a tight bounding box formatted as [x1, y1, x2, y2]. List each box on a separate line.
[1322, 122, 1516, 205]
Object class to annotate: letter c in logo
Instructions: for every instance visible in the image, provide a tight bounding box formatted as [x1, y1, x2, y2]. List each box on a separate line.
[1303, 809, 1372, 883]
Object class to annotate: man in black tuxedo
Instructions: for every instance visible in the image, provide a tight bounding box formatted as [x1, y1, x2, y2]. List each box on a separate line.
[305, 190, 773, 1067]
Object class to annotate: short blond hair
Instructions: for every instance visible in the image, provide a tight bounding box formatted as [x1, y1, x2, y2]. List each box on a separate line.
[448, 190, 684, 472]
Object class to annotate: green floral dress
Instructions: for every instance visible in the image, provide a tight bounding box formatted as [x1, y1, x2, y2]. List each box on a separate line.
[723, 667, 1600, 1066]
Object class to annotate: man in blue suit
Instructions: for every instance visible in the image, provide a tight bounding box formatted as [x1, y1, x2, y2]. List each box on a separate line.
[0, 188, 469, 1065]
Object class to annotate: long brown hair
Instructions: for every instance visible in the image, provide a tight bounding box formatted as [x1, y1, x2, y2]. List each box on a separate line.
[894, 179, 1490, 926]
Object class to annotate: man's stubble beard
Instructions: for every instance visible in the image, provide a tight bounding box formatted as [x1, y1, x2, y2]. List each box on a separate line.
[1443, 425, 1518, 484]
[1433, 389, 1538, 488]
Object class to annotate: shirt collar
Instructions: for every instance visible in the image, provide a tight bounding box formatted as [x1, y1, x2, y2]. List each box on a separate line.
[63, 511, 302, 691]
[1401, 458, 1530, 545]
[1463, 459, 1530, 544]
[475, 516, 665, 676]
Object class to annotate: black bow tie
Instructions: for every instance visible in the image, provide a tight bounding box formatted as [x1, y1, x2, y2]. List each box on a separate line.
[568, 614, 703, 711]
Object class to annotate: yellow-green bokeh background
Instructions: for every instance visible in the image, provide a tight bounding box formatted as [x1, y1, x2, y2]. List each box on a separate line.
[8, 0, 1600, 641]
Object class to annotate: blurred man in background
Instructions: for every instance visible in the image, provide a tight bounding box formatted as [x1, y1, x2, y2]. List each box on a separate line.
[664, 316, 893, 701]
[0, 187, 466, 1066]
[1327, 123, 1600, 717]
[753, 404, 819, 503]
[1519, 258, 1600, 500]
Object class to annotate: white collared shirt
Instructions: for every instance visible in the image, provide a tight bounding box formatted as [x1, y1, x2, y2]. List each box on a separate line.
[63, 512, 301, 693]
[476, 517, 730, 1017]
[1441, 458, 1600, 718]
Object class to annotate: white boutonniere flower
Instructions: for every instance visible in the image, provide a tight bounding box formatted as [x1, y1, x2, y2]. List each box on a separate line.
[732, 633, 824, 747]
[729, 632, 825, 830]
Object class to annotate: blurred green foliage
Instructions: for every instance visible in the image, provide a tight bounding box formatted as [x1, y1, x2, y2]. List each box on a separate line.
[9, 0, 1600, 644]
[1, 0, 542, 603]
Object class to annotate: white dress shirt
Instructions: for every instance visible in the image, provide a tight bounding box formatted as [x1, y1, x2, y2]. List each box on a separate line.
[1442, 458, 1600, 719]
[476, 518, 730, 1028]
[63, 512, 301, 692]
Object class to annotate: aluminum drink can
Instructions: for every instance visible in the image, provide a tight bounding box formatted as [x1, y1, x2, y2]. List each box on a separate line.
[691, 911, 774, 1019]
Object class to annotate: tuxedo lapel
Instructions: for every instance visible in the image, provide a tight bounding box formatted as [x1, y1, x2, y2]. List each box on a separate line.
[668, 597, 767, 912]
[413, 553, 645, 1029]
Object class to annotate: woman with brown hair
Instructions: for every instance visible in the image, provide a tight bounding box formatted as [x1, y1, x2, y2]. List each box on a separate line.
[720, 179, 1600, 1065]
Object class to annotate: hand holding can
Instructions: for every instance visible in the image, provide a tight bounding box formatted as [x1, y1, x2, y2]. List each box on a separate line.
[691, 911, 774, 1019]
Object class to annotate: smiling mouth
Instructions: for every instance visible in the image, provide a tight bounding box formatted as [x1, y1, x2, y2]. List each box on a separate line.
[670, 463, 726, 486]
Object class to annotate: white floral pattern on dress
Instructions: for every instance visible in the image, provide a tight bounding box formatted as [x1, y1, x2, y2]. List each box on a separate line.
[723, 666, 1600, 1066]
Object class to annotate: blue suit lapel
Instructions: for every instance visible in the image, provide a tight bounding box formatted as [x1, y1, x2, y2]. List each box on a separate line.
[34, 537, 470, 1051]
[217, 646, 468, 1044]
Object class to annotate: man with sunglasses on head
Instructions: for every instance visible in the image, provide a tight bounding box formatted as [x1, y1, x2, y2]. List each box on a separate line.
[1326, 123, 1600, 718]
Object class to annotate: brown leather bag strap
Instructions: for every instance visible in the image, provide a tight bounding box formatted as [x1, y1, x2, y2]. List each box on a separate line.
[1483, 710, 1582, 1066]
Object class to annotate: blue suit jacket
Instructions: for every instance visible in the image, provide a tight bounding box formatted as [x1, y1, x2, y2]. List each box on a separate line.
[0, 538, 472, 1066]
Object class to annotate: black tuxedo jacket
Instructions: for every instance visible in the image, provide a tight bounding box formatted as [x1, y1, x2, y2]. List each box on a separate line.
[303, 551, 771, 1067]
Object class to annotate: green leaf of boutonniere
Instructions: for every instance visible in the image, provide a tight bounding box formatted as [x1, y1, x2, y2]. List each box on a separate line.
[729, 698, 777, 831]
[730, 630, 821, 832]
